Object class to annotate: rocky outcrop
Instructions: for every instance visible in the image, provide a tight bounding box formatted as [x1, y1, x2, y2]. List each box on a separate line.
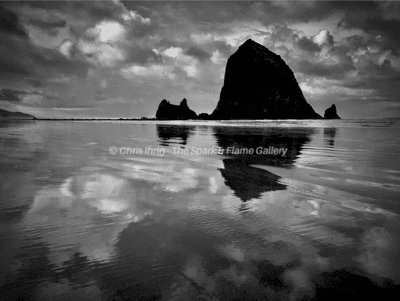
[0, 108, 35, 119]
[199, 113, 211, 120]
[324, 104, 341, 119]
[156, 98, 198, 120]
[211, 39, 321, 119]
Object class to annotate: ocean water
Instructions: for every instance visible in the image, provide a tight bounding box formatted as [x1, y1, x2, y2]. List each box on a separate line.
[0, 118, 399, 300]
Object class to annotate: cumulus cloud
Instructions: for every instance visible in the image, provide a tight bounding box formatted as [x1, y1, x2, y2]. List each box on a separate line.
[77, 38, 126, 68]
[58, 39, 74, 58]
[121, 64, 173, 80]
[313, 29, 334, 46]
[122, 10, 151, 24]
[121, 45, 201, 81]
[86, 20, 126, 43]
[74, 19, 136, 68]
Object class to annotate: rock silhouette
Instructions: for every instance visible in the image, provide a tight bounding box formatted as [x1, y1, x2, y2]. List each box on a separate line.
[213, 126, 315, 201]
[155, 98, 198, 120]
[211, 39, 321, 119]
[324, 104, 341, 119]
[219, 159, 286, 201]
[198, 113, 211, 120]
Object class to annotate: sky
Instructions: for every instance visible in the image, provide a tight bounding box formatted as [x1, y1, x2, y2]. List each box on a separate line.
[0, 0, 400, 119]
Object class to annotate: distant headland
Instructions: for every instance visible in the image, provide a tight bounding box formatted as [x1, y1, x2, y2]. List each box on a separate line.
[156, 39, 340, 120]
[0, 109, 35, 119]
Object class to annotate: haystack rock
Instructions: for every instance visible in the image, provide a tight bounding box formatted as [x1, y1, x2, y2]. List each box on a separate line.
[324, 104, 341, 119]
[156, 98, 198, 120]
[211, 39, 322, 119]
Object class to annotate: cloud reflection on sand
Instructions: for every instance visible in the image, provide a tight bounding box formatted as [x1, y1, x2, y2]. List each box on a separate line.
[357, 223, 400, 282]
[24, 171, 152, 265]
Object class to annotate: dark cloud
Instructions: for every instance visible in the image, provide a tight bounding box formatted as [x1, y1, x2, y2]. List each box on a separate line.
[0, 60, 31, 78]
[341, 34, 373, 49]
[27, 18, 67, 36]
[247, 1, 338, 26]
[297, 60, 354, 78]
[335, 1, 400, 53]
[24, 44, 89, 78]
[26, 78, 43, 88]
[0, 4, 27, 37]
[11, 0, 131, 39]
[355, 61, 400, 103]
[130, 1, 248, 27]
[213, 40, 234, 57]
[134, 1, 331, 30]
[297, 37, 320, 52]
[184, 46, 211, 62]
[28, 18, 66, 30]
[65, 0, 126, 23]
[0, 88, 26, 102]
[0, 13, 89, 86]
[0, 2, 90, 89]
[358, 18, 400, 53]
[339, 15, 400, 52]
